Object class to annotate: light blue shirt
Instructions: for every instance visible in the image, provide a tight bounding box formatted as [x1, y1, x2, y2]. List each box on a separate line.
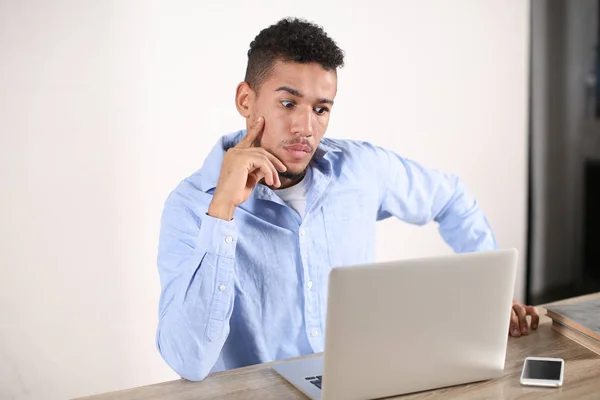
[156, 130, 497, 381]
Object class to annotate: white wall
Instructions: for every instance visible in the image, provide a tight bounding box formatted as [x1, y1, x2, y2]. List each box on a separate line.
[0, 1, 529, 399]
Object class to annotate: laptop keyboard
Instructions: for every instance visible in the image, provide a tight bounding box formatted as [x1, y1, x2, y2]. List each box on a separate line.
[305, 375, 322, 389]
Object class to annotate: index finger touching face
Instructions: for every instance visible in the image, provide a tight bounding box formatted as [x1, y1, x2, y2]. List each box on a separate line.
[237, 116, 265, 148]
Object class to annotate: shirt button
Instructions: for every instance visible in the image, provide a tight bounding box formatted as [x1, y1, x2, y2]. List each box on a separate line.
[224, 236, 233, 244]
[307, 280, 313, 289]
[218, 284, 226, 291]
[311, 330, 319, 337]
[300, 228, 306, 236]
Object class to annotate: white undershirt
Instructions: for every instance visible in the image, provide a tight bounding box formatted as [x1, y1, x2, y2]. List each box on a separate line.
[273, 169, 311, 218]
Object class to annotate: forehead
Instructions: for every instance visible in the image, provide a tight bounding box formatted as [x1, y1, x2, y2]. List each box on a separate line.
[260, 61, 338, 98]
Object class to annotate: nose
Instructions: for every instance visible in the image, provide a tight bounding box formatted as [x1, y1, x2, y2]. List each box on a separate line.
[291, 106, 314, 137]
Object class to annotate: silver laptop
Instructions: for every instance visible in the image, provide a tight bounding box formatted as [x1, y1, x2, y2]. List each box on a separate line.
[273, 248, 518, 400]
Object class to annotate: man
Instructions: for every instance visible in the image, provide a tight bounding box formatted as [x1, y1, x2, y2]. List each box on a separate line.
[156, 17, 539, 381]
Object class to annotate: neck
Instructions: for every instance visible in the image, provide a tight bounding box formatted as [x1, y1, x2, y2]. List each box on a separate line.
[260, 172, 305, 190]
[278, 176, 303, 189]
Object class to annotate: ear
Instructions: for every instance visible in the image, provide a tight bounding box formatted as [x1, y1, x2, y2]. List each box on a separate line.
[235, 81, 254, 118]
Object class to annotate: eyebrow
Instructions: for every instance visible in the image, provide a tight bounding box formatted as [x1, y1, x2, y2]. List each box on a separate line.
[275, 86, 334, 105]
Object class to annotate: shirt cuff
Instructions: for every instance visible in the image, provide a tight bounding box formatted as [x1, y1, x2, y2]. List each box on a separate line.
[197, 213, 238, 259]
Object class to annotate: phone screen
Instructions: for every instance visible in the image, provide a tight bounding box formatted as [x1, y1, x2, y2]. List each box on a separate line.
[523, 359, 562, 380]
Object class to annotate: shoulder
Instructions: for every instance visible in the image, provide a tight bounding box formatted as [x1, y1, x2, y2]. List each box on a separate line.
[320, 137, 394, 166]
[321, 137, 376, 151]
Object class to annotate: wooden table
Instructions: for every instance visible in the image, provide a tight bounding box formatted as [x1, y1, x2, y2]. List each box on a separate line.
[80, 293, 600, 400]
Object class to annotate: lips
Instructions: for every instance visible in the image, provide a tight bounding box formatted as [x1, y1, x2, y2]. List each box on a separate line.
[283, 143, 312, 160]
[283, 144, 311, 153]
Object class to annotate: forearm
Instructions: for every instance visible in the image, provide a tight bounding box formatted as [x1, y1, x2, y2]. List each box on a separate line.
[156, 212, 237, 381]
[157, 253, 235, 381]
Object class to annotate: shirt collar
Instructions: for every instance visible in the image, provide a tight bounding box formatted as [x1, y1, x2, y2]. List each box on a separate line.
[199, 130, 341, 193]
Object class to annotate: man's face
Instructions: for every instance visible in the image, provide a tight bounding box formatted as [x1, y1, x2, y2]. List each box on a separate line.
[244, 61, 338, 180]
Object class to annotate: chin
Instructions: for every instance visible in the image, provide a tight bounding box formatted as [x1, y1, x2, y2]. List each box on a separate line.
[285, 162, 308, 173]
[278, 167, 308, 181]
[276, 151, 315, 180]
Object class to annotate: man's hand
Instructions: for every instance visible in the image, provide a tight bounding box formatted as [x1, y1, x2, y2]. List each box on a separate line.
[208, 117, 287, 221]
[509, 299, 540, 337]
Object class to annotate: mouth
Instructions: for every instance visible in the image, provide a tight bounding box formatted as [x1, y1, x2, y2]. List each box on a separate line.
[283, 144, 312, 160]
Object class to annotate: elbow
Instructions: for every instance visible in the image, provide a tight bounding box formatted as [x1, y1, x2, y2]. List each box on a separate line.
[156, 325, 212, 382]
[178, 367, 209, 382]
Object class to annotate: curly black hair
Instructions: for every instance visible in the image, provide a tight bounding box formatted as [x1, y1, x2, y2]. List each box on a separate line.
[244, 17, 345, 91]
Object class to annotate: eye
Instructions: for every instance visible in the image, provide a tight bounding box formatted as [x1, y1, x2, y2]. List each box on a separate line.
[281, 100, 295, 108]
[314, 106, 330, 115]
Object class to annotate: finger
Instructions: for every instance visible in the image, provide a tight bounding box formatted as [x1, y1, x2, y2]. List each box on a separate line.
[247, 150, 281, 187]
[262, 150, 287, 173]
[249, 148, 287, 173]
[237, 117, 265, 149]
[510, 309, 521, 337]
[247, 170, 265, 188]
[527, 306, 540, 330]
[254, 158, 276, 187]
[513, 304, 529, 335]
[265, 158, 281, 187]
